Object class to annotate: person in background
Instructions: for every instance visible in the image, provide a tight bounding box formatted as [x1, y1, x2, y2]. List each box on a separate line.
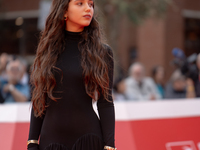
[152, 65, 165, 98]
[124, 62, 161, 101]
[164, 70, 195, 99]
[0, 53, 13, 80]
[172, 48, 200, 98]
[194, 53, 200, 97]
[113, 78, 127, 101]
[18, 57, 29, 85]
[0, 59, 30, 103]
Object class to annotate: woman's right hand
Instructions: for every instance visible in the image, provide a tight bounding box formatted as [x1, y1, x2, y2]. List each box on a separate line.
[28, 148, 39, 150]
[27, 143, 39, 150]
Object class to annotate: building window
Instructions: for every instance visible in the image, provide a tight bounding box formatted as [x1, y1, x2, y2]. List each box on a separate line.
[0, 18, 40, 55]
[184, 18, 200, 56]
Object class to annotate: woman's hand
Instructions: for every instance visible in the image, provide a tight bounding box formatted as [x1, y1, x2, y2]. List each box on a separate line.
[27, 143, 39, 150]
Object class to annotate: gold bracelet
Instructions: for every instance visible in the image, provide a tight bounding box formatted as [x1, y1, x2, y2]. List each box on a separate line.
[27, 140, 39, 146]
[104, 146, 117, 150]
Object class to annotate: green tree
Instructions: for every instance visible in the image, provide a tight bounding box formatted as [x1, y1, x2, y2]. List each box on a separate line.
[96, 0, 173, 76]
[97, 0, 172, 23]
[96, 0, 172, 42]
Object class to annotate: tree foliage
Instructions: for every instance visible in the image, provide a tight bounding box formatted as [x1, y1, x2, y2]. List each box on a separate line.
[95, 0, 173, 77]
[95, 0, 173, 50]
[96, 0, 172, 24]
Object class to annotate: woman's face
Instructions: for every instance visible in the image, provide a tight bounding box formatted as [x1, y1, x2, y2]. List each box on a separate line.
[65, 0, 94, 32]
[155, 67, 164, 82]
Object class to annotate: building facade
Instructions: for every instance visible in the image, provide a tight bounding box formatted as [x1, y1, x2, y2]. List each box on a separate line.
[0, 0, 200, 80]
[117, 0, 200, 80]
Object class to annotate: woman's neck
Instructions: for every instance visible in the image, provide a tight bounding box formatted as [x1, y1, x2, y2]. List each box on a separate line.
[65, 23, 84, 32]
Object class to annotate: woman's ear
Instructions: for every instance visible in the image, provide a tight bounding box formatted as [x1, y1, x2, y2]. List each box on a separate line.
[64, 11, 68, 21]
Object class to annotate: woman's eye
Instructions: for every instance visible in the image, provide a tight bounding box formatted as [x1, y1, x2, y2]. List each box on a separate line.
[88, 3, 93, 7]
[77, 2, 82, 5]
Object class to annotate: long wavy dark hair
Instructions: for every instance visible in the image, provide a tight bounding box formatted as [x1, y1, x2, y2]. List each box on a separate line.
[30, 0, 113, 117]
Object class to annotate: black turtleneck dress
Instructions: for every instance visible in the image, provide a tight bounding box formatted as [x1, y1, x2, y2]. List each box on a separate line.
[28, 30, 115, 150]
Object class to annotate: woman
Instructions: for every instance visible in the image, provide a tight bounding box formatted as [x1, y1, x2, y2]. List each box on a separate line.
[27, 0, 116, 150]
[152, 65, 165, 98]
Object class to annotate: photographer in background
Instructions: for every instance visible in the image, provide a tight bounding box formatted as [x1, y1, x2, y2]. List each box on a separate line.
[193, 54, 200, 97]
[165, 70, 195, 99]
[0, 53, 13, 80]
[172, 48, 200, 98]
[0, 59, 30, 103]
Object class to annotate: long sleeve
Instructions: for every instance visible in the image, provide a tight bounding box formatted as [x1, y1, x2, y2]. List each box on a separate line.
[97, 46, 115, 148]
[27, 106, 45, 150]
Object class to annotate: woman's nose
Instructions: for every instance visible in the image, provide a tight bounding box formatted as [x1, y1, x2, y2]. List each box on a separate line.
[85, 4, 91, 12]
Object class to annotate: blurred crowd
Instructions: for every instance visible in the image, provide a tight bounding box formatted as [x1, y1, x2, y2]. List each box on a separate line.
[113, 50, 200, 101]
[1, 49, 200, 103]
[0, 53, 30, 103]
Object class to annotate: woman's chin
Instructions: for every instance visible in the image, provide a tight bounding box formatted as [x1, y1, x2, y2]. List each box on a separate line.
[81, 21, 92, 27]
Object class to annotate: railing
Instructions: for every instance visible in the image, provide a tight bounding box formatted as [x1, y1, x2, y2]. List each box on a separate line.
[0, 99, 200, 150]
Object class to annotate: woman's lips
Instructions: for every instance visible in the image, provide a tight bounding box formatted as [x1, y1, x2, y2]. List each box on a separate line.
[83, 14, 91, 19]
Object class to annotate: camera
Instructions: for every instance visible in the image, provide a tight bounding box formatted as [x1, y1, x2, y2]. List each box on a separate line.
[172, 48, 198, 81]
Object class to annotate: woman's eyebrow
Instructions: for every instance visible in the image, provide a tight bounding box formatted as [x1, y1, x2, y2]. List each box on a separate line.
[74, 0, 93, 1]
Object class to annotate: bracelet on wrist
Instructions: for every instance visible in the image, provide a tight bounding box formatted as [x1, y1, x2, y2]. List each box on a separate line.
[27, 140, 38, 146]
[104, 146, 117, 150]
